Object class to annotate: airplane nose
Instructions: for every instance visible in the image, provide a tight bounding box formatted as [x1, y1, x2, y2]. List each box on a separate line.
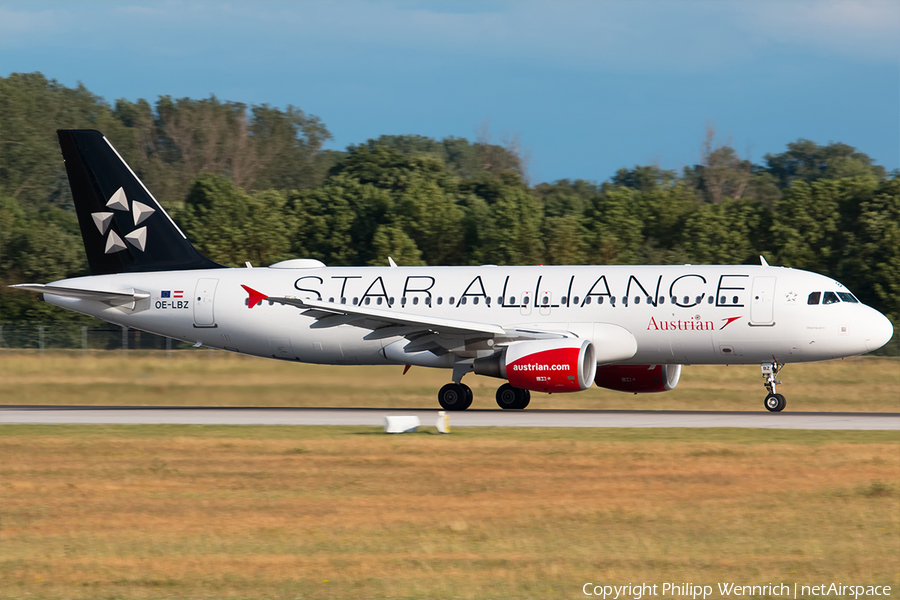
[865, 309, 895, 353]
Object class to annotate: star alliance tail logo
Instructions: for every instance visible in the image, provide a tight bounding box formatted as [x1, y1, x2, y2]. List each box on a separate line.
[92, 187, 155, 254]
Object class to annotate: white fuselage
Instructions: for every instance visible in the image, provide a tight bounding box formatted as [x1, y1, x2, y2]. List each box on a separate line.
[45, 264, 892, 368]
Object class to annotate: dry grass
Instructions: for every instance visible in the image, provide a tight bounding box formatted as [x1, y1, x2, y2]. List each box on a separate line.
[1, 426, 898, 599]
[0, 351, 897, 412]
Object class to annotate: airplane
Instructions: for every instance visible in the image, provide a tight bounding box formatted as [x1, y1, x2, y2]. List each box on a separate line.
[10, 130, 895, 412]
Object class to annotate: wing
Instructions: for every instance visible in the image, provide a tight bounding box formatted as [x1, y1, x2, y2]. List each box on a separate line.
[242, 285, 571, 358]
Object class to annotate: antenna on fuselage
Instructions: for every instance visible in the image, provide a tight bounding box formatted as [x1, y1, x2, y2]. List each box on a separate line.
[388, 257, 398, 268]
[759, 255, 770, 267]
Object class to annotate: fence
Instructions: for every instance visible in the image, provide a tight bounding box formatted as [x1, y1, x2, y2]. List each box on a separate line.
[0, 321, 197, 352]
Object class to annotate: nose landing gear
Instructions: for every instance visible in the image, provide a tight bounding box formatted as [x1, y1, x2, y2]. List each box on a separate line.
[762, 362, 786, 412]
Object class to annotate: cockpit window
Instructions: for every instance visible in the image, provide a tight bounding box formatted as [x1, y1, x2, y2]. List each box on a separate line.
[807, 292, 821, 305]
[822, 291, 840, 305]
[837, 292, 858, 303]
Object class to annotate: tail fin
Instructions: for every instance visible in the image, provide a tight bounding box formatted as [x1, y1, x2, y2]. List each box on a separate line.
[57, 129, 223, 275]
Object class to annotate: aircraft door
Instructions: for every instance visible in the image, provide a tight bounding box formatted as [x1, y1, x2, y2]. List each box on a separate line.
[193, 278, 219, 328]
[750, 276, 776, 325]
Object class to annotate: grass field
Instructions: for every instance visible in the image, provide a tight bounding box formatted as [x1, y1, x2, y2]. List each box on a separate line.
[1, 425, 898, 600]
[0, 351, 897, 412]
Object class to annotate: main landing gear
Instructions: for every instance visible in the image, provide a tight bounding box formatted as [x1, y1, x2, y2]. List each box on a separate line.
[495, 383, 531, 410]
[438, 383, 473, 411]
[436, 381, 531, 410]
[762, 361, 786, 412]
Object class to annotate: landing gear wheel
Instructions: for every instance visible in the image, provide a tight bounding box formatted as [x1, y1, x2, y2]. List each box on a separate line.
[496, 383, 530, 409]
[439, 383, 472, 411]
[462, 384, 473, 408]
[764, 393, 786, 412]
[761, 362, 787, 412]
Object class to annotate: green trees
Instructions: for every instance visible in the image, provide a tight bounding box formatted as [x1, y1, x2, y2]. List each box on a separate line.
[0, 73, 897, 349]
[177, 175, 295, 267]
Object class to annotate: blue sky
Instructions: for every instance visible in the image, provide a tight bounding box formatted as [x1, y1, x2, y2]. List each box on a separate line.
[2, 0, 898, 184]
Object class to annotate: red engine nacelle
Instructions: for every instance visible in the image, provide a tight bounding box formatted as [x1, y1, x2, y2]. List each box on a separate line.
[594, 364, 682, 393]
[473, 339, 596, 393]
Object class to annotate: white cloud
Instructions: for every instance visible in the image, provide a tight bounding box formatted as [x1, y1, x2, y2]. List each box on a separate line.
[0, 6, 71, 40]
[737, 0, 900, 62]
[1, 1, 896, 72]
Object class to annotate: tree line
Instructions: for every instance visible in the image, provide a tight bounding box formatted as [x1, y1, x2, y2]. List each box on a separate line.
[1, 73, 897, 351]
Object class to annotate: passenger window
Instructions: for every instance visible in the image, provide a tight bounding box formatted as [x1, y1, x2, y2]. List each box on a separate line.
[732, 296, 739, 304]
[542, 297, 549, 305]
[425, 297, 431, 306]
[473, 297, 479, 305]
[561, 296, 567, 304]
[807, 292, 820, 305]
[364, 297, 370, 305]
[449, 297, 455, 304]
[437, 297, 443, 305]
[683, 296, 689, 304]
[707, 296, 714, 304]
[585, 297, 592, 305]
[413, 297, 419, 305]
[597, 297, 604, 305]
[573, 296, 580, 304]
[523, 296, 530, 305]
[822, 292, 839, 305]
[659, 297, 665, 305]
[837, 292, 858, 303]
[634, 296, 641, 305]
[353, 297, 359, 305]
[460, 297, 466, 305]
[509, 297, 516, 304]
[377, 297, 383, 305]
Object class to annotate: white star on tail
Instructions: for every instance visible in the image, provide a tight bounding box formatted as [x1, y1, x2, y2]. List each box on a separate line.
[132, 201, 155, 226]
[105, 231, 126, 254]
[106, 187, 129, 211]
[125, 227, 147, 252]
[95, 188, 154, 254]
[92, 212, 113, 234]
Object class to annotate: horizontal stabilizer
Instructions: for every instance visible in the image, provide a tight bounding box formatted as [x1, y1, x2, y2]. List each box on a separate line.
[9, 283, 150, 302]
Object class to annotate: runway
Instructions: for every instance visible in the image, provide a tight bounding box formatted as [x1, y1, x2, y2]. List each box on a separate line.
[1, 406, 898, 430]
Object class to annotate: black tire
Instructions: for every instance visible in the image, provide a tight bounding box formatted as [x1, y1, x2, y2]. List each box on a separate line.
[439, 383, 470, 411]
[520, 389, 531, 409]
[460, 383, 474, 410]
[764, 393, 786, 412]
[774, 393, 786, 412]
[496, 383, 529, 409]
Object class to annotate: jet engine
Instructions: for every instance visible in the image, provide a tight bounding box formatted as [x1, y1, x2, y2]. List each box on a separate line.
[473, 339, 596, 393]
[594, 364, 682, 393]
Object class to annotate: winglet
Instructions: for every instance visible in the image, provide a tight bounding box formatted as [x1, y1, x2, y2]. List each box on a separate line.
[241, 285, 268, 308]
[759, 255, 769, 267]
